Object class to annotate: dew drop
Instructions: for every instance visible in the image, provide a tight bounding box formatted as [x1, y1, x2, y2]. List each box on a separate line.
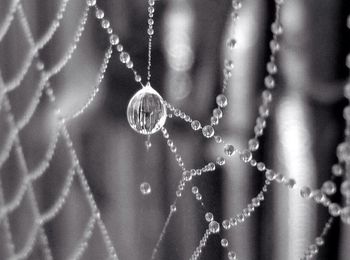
[228, 251, 237, 260]
[341, 206, 350, 224]
[110, 34, 119, 45]
[226, 38, 237, 49]
[140, 182, 151, 195]
[209, 220, 220, 233]
[191, 120, 201, 131]
[216, 94, 228, 108]
[205, 212, 214, 222]
[127, 83, 167, 135]
[224, 144, 235, 156]
[120, 52, 130, 63]
[170, 204, 177, 212]
[202, 125, 214, 138]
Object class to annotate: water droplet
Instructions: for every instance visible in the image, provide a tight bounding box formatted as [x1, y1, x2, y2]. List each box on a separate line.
[202, 125, 214, 138]
[191, 186, 199, 194]
[148, 6, 155, 13]
[101, 19, 110, 29]
[216, 156, 225, 166]
[205, 212, 214, 222]
[257, 162, 265, 171]
[183, 170, 192, 181]
[191, 120, 201, 131]
[216, 94, 228, 108]
[148, 19, 154, 25]
[315, 237, 324, 246]
[140, 182, 151, 195]
[86, 0, 96, 6]
[210, 116, 219, 125]
[237, 213, 245, 223]
[127, 84, 167, 135]
[110, 34, 119, 45]
[226, 38, 237, 49]
[240, 149, 252, 163]
[264, 75, 275, 89]
[208, 162, 216, 171]
[117, 44, 123, 52]
[36, 62, 44, 70]
[328, 203, 341, 217]
[224, 144, 235, 156]
[222, 219, 231, 230]
[231, 12, 239, 21]
[267, 61, 277, 74]
[228, 251, 237, 260]
[346, 54, 350, 69]
[248, 138, 259, 151]
[270, 40, 280, 53]
[120, 52, 130, 63]
[250, 159, 257, 167]
[224, 59, 234, 70]
[232, 0, 242, 10]
[321, 181, 336, 195]
[262, 90, 272, 103]
[313, 190, 325, 203]
[135, 74, 142, 82]
[213, 108, 223, 119]
[147, 28, 154, 35]
[214, 136, 223, 143]
[343, 106, 350, 121]
[341, 206, 350, 224]
[209, 220, 220, 233]
[341, 180, 350, 197]
[145, 139, 152, 149]
[170, 204, 177, 212]
[252, 198, 260, 207]
[331, 164, 343, 176]
[309, 244, 318, 254]
[271, 22, 283, 35]
[126, 61, 134, 69]
[95, 9, 104, 19]
[300, 186, 311, 198]
[265, 169, 276, 181]
[221, 238, 229, 247]
[285, 178, 296, 189]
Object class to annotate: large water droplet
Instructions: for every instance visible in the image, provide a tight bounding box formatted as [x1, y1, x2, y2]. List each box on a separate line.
[127, 84, 167, 135]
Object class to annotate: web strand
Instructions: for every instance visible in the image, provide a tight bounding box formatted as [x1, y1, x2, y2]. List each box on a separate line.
[0, 75, 15, 257]
[0, 0, 71, 106]
[0, 0, 21, 42]
[17, 4, 119, 259]
[1, 94, 53, 260]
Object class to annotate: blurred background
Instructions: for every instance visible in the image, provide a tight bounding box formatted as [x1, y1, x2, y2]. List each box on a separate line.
[0, 0, 350, 259]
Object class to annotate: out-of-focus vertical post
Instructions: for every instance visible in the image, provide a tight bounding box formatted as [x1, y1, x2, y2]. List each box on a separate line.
[221, 0, 266, 259]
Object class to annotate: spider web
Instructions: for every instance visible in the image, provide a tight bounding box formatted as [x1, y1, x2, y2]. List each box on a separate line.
[0, 0, 349, 260]
[0, 1, 117, 259]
